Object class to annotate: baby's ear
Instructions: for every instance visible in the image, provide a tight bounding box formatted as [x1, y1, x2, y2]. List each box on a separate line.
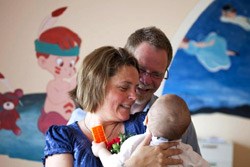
[143, 115, 148, 126]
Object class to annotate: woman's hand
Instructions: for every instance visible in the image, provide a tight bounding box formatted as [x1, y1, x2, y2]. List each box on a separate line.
[125, 134, 183, 167]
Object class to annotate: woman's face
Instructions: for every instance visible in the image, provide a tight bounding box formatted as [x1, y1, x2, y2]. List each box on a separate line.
[100, 65, 139, 122]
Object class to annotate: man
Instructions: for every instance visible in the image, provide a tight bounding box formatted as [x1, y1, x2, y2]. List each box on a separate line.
[68, 26, 200, 165]
[124, 26, 200, 154]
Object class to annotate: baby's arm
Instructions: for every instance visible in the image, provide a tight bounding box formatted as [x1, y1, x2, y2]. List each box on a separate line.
[92, 142, 122, 167]
[91, 141, 109, 157]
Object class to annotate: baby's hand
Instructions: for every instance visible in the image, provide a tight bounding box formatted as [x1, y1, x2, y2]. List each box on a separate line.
[91, 141, 106, 157]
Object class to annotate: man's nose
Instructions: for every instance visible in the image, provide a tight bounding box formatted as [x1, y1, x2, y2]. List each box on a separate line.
[140, 73, 153, 85]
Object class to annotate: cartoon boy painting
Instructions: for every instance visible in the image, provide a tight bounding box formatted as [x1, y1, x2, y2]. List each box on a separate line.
[34, 7, 81, 134]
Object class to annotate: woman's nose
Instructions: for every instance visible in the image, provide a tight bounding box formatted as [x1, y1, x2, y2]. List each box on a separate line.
[128, 89, 137, 100]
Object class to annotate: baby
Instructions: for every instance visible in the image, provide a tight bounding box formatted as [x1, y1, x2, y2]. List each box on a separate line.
[92, 94, 209, 167]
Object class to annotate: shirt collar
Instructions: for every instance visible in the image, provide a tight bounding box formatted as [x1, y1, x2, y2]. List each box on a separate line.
[143, 94, 158, 112]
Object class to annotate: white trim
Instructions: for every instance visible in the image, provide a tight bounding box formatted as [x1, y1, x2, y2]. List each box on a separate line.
[156, 0, 214, 96]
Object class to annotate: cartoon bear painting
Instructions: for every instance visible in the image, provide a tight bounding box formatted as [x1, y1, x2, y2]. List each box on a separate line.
[0, 89, 23, 135]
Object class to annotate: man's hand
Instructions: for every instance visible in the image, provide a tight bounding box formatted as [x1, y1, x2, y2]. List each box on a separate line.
[125, 134, 183, 167]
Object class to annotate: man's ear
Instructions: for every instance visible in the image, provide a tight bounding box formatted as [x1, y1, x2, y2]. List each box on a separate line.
[37, 57, 47, 69]
[143, 115, 148, 126]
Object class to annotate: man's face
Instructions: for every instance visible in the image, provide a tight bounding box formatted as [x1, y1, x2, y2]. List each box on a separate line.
[134, 42, 169, 104]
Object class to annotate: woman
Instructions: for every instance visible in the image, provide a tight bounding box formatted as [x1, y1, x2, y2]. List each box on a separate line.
[44, 46, 139, 167]
[43, 46, 181, 167]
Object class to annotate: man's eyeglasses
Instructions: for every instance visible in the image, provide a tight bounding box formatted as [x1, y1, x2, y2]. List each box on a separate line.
[139, 67, 169, 80]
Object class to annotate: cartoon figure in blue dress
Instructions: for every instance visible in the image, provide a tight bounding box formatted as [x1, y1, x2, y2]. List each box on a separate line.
[179, 32, 237, 72]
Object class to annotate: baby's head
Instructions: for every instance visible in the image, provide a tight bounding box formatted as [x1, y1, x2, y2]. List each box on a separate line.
[146, 94, 191, 140]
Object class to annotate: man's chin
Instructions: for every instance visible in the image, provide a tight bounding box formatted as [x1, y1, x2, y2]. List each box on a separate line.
[136, 92, 152, 104]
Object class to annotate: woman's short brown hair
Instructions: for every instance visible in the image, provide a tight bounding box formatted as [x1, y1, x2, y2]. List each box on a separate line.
[70, 46, 139, 112]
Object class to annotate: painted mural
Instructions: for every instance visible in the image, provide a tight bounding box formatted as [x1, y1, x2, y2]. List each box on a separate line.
[0, 7, 81, 161]
[163, 0, 250, 118]
[1, 0, 249, 163]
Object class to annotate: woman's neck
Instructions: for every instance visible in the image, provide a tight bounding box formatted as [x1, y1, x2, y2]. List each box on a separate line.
[81, 112, 124, 141]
